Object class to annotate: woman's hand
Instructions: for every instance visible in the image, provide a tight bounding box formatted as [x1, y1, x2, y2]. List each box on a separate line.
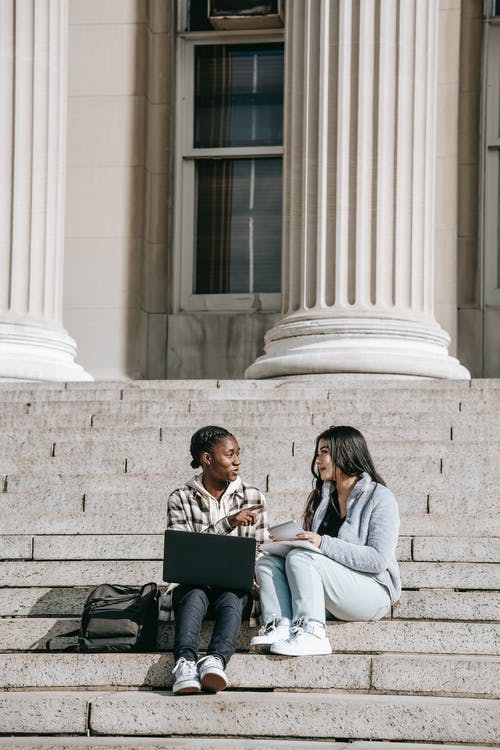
[228, 504, 264, 529]
[296, 531, 322, 548]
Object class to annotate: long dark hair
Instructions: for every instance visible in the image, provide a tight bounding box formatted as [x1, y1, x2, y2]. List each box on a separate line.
[303, 425, 385, 530]
[189, 425, 233, 469]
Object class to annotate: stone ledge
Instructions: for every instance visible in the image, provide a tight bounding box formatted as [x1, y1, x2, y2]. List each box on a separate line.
[1, 618, 498, 656]
[0, 740, 493, 750]
[0, 691, 91, 734]
[2, 534, 497, 563]
[0, 652, 498, 697]
[87, 691, 500, 744]
[371, 653, 500, 697]
[1, 559, 498, 589]
[2, 587, 499, 620]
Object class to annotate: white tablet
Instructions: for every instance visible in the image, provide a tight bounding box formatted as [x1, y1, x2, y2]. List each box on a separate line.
[268, 519, 304, 541]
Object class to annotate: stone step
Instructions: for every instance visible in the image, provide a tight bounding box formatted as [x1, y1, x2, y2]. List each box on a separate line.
[399, 561, 500, 589]
[0, 381, 474, 403]
[1, 394, 489, 419]
[1, 586, 498, 621]
[0, 535, 388, 564]
[370, 653, 500, 698]
[0, 391, 494, 419]
[7, 558, 489, 591]
[1, 618, 498, 655]
[0, 488, 430, 517]
[1, 507, 498, 538]
[3, 438, 499, 475]
[76, 691, 500, 744]
[0, 417, 468, 440]
[0, 652, 498, 698]
[3, 461, 499, 498]
[394, 590, 500, 621]
[5, 741, 468, 750]
[2, 430, 500, 461]
[0, 379, 486, 407]
[1, 417, 495, 445]
[0, 396, 469, 416]
[412, 537, 500, 562]
[0, 414, 490, 439]
[1, 534, 497, 563]
[0, 415, 467, 441]
[0, 375, 486, 392]
[1, 690, 495, 744]
[0, 742, 490, 750]
[2, 485, 498, 516]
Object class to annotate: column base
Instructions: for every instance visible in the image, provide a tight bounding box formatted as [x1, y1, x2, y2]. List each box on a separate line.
[0, 321, 93, 382]
[245, 317, 470, 380]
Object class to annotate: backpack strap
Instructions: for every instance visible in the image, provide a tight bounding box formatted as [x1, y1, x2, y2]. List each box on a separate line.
[45, 628, 80, 652]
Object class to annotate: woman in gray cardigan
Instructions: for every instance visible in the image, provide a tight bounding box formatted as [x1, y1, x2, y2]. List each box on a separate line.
[251, 425, 401, 656]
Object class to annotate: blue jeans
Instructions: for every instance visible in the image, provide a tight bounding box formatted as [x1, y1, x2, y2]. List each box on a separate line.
[172, 585, 252, 667]
[255, 549, 391, 625]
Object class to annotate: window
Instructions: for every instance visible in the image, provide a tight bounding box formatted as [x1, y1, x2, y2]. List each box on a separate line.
[484, 10, 500, 304]
[174, 3, 284, 312]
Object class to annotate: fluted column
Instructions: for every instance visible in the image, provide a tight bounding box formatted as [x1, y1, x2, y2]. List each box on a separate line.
[246, 0, 469, 379]
[0, 0, 91, 381]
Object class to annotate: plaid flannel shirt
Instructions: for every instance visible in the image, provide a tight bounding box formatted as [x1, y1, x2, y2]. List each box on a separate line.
[160, 475, 268, 622]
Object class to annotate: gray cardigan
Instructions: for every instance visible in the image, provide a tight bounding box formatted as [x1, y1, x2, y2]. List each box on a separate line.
[312, 472, 401, 603]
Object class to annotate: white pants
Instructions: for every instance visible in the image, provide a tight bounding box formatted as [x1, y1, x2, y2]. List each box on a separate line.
[256, 548, 391, 625]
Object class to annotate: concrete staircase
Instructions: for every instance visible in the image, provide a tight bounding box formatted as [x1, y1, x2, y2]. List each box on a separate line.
[0, 378, 499, 749]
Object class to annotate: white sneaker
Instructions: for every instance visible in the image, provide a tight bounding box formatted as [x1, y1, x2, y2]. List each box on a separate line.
[270, 619, 332, 656]
[172, 657, 201, 695]
[250, 617, 291, 651]
[197, 654, 228, 693]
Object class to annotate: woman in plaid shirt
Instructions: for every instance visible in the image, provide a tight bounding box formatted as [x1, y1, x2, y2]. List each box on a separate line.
[167, 425, 268, 695]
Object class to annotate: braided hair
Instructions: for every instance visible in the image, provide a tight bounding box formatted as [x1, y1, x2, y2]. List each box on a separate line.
[189, 425, 233, 469]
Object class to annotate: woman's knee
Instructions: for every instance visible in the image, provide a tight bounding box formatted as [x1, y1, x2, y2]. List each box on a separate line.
[255, 553, 284, 580]
[285, 548, 317, 572]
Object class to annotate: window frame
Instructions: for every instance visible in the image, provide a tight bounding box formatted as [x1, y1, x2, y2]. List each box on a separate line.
[173, 27, 285, 313]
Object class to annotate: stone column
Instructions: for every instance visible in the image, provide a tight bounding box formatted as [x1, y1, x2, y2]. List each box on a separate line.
[0, 0, 92, 381]
[246, 0, 469, 379]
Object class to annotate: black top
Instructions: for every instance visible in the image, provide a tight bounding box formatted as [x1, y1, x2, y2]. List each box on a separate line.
[317, 490, 345, 538]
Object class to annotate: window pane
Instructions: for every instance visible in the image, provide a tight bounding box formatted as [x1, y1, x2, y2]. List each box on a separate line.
[194, 44, 284, 147]
[195, 158, 282, 294]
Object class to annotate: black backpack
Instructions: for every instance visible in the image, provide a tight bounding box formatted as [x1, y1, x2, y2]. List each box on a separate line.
[46, 582, 159, 652]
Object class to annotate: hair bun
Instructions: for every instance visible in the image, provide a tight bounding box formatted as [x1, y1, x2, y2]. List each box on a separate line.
[190, 458, 200, 469]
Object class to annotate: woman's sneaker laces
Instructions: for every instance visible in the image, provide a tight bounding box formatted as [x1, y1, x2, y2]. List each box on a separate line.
[270, 618, 332, 656]
[250, 616, 291, 651]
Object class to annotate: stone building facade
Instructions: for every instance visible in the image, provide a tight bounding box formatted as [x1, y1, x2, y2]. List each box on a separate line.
[0, 0, 496, 380]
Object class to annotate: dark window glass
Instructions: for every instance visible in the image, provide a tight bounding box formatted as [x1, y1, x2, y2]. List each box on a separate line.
[211, 1, 278, 15]
[188, 0, 213, 31]
[194, 44, 284, 147]
[195, 158, 282, 294]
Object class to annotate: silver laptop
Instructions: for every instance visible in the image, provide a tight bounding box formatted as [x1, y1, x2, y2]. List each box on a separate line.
[163, 529, 256, 592]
